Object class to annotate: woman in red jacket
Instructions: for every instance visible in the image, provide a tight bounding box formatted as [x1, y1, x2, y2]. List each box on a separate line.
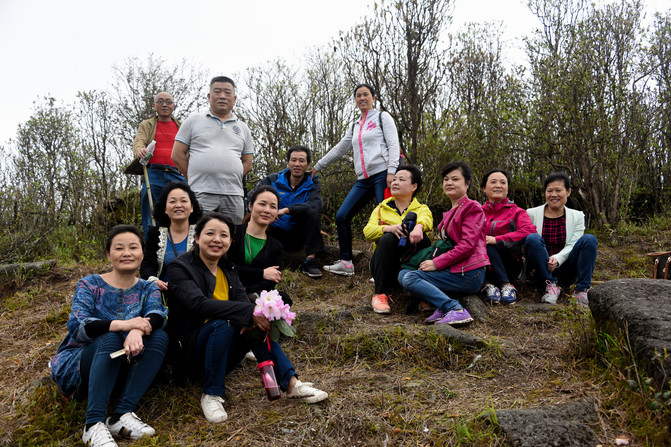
[397, 161, 489, 326]
[481, 169, 537, 304]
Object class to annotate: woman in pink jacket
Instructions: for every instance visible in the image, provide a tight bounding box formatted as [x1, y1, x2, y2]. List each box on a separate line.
[481, 169, 537, 305]
[398, 161, 489, 326]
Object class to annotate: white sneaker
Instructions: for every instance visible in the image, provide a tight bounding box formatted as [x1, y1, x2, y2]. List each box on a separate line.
[286, 380, 328, 403]
[106, 412, 155, 439]
[82, 422, 118, 447]
[201, 394, 228, 423]
[324, 261, 354, 276]
[541, 280, 561, 304]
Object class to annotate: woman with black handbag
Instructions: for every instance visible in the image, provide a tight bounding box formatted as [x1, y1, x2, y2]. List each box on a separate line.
[397, 161, 489, 326]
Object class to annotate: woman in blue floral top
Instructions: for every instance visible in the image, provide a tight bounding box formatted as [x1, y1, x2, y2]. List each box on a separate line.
[51, 225, 168, 447]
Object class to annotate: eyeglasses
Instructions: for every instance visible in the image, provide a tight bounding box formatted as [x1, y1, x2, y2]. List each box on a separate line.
[155, 99, 174, 105]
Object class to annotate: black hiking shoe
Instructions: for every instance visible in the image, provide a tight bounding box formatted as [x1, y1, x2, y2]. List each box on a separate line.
[301, 258, 322, 278]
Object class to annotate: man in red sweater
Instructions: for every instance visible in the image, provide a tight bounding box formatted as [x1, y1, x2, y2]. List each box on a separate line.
[133, 92, 185, 238]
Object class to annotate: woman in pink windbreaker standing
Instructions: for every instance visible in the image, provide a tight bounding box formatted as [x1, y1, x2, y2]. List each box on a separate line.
[397, 161, 489, 326]
[480, 169, 537, 305]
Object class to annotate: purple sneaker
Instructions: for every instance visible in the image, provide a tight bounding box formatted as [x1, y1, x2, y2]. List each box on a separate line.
[435, 309, 474, 326]
[424, 309, 445, 324]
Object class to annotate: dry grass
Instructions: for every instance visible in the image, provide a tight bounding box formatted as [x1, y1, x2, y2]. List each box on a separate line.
[1, 224, 670, 446]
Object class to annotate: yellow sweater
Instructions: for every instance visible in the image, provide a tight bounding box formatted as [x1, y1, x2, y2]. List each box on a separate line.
[363, 197, 433, 242]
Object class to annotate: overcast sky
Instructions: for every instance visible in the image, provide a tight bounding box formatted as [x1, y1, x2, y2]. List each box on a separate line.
[0, 0, 668, 146]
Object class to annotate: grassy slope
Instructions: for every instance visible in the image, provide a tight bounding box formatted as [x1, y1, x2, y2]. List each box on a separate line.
[1, 219, 670, 446]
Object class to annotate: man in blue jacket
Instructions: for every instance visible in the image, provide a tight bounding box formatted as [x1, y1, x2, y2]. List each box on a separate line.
[251, 146, 324, 278]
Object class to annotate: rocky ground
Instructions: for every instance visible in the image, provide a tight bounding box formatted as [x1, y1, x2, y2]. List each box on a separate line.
[0, 227, 669, 446]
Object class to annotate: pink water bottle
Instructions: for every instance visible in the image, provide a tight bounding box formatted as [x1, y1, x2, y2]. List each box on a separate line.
[258, 360, 281, 401]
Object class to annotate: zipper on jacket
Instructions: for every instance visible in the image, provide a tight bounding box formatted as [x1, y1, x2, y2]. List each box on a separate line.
[358, 110, 369, 178]
[458, 257, 488, 273]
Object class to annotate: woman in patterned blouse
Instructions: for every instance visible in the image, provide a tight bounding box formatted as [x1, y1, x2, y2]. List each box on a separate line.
[51, 225, 168, 447]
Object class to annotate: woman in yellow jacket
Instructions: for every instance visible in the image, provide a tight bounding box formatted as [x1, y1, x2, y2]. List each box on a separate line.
[364, 165, 433, 314]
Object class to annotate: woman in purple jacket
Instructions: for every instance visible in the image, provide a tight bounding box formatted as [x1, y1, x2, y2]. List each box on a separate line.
[398, 161, 489, 325]
[481, 169, 536, 305]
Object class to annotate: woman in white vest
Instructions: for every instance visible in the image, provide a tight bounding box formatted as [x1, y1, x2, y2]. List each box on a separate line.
[525, 172, 598, 307]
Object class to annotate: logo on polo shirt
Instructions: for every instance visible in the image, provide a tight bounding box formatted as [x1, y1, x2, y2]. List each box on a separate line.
[233, 125, 241, 135]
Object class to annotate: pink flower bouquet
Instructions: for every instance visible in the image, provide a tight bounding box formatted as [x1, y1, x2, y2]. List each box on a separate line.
[253, 290, 296, 342]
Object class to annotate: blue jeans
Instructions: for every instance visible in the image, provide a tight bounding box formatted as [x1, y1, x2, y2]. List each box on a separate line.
[141, 165, 185, 238]
[486, 244, 523, 286]
[78, 330, 168, 425]
[524, 233, 598, 292]
[336, 171, 387, 261]
[194, 319, 296, 396]
[398, 267, 485, 312]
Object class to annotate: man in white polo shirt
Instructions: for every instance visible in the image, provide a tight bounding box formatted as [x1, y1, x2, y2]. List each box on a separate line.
[172, 76, 254, 224]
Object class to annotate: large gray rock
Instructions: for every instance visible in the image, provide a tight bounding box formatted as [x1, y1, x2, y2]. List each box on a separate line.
[589, 279, 671, 388]
[462, 294, 490, 321]
[428, 323, 486, 348]
[496, 400, 600, 446]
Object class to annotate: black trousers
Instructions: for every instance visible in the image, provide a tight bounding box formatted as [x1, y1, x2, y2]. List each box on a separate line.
[268, 207, 325, 256]
[369, 232, 430, 294]
[485, 243, 523, 286]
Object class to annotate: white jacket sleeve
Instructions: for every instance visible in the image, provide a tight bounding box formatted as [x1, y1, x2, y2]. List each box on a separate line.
[381, 111, 400, 174]
[314, 126, 354, 172]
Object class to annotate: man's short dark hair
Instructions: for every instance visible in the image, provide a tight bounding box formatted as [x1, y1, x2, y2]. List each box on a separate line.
[286, 145, 311, 164]
[210, 76, 236, 89]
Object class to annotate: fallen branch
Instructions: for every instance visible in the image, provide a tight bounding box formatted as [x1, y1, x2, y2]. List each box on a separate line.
[0, 259, 57, 275]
